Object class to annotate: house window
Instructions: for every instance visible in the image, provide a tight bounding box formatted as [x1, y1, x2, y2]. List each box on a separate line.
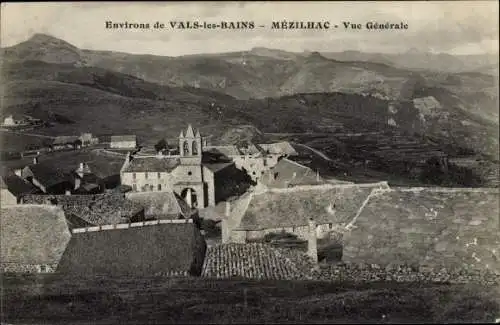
[145, 172, 148, 179]
[292, 226, 296, 232]
[40, 265, 47, 273]
[263, 159, 267, 167]
[188, 171, 192, 176]
[132, 173, 136, 180]
[329, 223, 333, 229]
[150, 185, 154, 191]
[157, 172, 161, 179]
[158, 184, 162, 191]
[132, 184, 137, 191]
[144, 184, 149, 191]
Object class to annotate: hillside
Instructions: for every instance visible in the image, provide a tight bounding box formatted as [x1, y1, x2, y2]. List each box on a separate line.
[1, 34, 498, 180]
[1, 56, 498, 160]
[2, 35, 497, 104]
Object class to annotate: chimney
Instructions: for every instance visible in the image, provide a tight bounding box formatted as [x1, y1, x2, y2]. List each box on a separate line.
[292, 172, 297, 179]
[316, 170, 320, 182]
[65, 189, 71, 196]
[79, 162, 84, 170]
[225, 201, 231, 217]
[74, 177, 81, 190]
[307, 217, 318, 264]
[33, 156, 39, 165]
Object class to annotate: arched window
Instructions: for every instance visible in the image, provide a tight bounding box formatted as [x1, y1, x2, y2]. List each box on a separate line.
[192, 141, 198, 155]
[183, 141, 190, 155]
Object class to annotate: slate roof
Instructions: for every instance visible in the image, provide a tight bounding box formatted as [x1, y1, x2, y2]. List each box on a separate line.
[110, 135, 137, 143]
[22, 150, 124, 187]
[233, 182, 388, 231]
[343, 188, 500, 273]
[259, 141, 298, 156]
[203, 162, 234, 173]
[260, 158, 324, 188]
[206, 146, 241, 157]
[1, 205, 71, 265]
[126, 191, 191, 218]
[122, 157, 181, 173]
[0, 174, 39, 197]
[57, 222, 206, 277]
[24, 164, 69, 188]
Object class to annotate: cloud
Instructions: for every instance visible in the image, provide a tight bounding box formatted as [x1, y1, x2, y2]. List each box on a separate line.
[1, 1, 498, 55]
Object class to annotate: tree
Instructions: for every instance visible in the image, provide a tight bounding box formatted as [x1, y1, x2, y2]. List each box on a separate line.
[154, 139, 168, 153]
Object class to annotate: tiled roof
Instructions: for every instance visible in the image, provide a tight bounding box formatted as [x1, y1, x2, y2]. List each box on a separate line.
[343, 188, 500, 272]
[57, 222, 206, 277]
[122, 157, 180, 172]
[260, 158, 324, 188]
[0, 174, 39, 197]
[23, 193, 144, 226]
[110, 135, 137, 142]
[1, 205, 71, 265]
[234, 183, 388, 230]
[126, 191, 191, 218]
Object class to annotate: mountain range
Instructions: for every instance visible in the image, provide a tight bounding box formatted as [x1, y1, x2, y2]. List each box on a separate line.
[0, 34, 498, 163]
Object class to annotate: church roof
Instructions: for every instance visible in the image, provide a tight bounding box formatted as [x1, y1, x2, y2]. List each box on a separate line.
[122, 157, 181, 172]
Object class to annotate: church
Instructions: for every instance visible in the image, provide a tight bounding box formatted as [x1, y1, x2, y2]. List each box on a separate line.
[120, 125, 221, 208]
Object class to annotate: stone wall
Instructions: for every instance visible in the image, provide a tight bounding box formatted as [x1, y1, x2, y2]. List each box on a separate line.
[1, 263, 58, 274]
[312, 262, 500, 286]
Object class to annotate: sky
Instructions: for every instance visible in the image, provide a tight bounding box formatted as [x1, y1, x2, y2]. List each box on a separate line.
[1, 1, 498, 56]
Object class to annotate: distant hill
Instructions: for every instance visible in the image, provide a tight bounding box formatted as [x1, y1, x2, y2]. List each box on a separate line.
[1, 34, 498, 160]
[321, 49, 499, 75]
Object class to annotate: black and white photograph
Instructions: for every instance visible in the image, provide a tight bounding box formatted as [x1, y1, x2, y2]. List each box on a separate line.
[0, 1, 499, 323]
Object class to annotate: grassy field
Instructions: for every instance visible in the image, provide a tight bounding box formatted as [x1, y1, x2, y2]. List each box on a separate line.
[2, 275, 499, 324]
